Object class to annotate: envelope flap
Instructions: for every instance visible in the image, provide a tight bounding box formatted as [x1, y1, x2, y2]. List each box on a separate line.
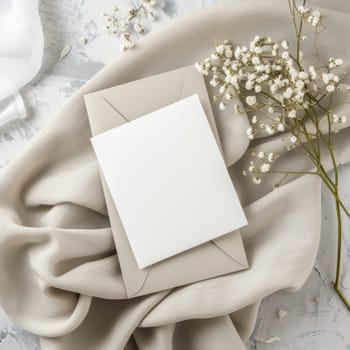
[95, 66, 194, 123]
[84, 94, 127, 135]
[211, 231, 249, 268]
[137, 230, 248, 297]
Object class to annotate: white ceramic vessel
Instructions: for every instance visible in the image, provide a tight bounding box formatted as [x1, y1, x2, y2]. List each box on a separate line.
[0, 0, 43, 124]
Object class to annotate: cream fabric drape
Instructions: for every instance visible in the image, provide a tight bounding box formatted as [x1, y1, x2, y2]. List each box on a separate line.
[0, 1, 349, 349]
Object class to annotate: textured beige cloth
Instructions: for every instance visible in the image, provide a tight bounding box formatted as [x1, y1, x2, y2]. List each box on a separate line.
[0, 1, 349, 349]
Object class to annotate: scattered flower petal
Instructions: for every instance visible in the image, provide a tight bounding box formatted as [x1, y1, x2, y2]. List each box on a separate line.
[277, 308, 288, 319]
[59, 44, 72, 61]
[260, 163, 271, 173]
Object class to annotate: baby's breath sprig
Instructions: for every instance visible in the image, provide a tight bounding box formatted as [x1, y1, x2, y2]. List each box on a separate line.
[196, 0, 350, 311]
[102, 0, 163, 52]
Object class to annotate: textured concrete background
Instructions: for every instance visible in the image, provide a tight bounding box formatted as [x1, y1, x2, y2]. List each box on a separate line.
[0, 0, 349, 349]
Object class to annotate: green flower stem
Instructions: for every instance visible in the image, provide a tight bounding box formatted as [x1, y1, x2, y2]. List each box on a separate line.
[296, 1, 305, 64]
[303, 106, 350, 309]
[333, 188, 350, 311]
[334, 283, 350, 310]
[334, 194, 342, 286]
[268, 170, 319, 175]
[261, 0, 350, 311]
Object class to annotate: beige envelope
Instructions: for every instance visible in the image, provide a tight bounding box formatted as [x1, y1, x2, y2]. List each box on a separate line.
[84, 66, 248, 298]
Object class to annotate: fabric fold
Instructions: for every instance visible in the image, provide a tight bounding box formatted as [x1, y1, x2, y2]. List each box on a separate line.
[0, 0, 349, 349]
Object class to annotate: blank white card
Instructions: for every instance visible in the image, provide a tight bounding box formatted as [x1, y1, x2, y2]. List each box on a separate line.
[91, 95, 247, 269]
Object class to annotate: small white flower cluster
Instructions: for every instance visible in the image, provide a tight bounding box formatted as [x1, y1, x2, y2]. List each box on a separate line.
[322, 71, 342, 93]
[307, 10, 321, 26]
[328, 57, 343, 69]
[195, 7, 348, 185]
[297, 5, 310, 16]
[296, 5, 322, 27]
[195, 35, 319, 137]
[332, 114, 347, 124]
[337, 83, 350, 92]
[102, 1, 162, 51]
[243, 151, 280, 184]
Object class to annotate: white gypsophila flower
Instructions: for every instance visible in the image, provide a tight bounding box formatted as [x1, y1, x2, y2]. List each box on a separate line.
[254, 46, 263, 54]
[281, 40, 289, 49]
[248, 73, 257, 81]
[210, 76, 220, 87]
[283, 87, 293, 99]
[328, 59, 336, 69]
[307, 10, 321, 26]
[133, 22, 144, 34]
[295, 80, 304, 89]
[219, 85, 227, 94]
[329, 57, 344, 69]
[252, 56, 260, 65]
[144, 0, 158, 8]
[273, 64, 282, 71]
[246, 95, 257, 106]
[211, 52, 220, 61]
[298, 71, 308, 80]
[288, 110, 297, 118]
[281, 51, 289, 60]
[260, 163, 271, 173]
[215, 44, 225, 55]
[194, 62, 209, 75]
[277, 123, 285, 132]
[297, 5, 310, 16]
[120, 33, 134, 51]
[322, 72, 339, 85]
[245, 80, 253, 90]
[332, 114, 347, 123]
[234, 104, 240, 113]
[248, 165, 256, 173]
[268, 152, 279, 162]
[309, 65, 317, 80]
[251, 115, 258, 124]
[332, 114, 339, 123]
[248, 162, 256, 172]
[270, 84, 278, 93]
[219, 101, 226, 110]
[258, 151, 265, 159]
[335, 58, 343, 66]
[103, 1, 160, 51]
[326, 85, 335, 92]
[265, 125, 275, 135]
[225, 92, 233, 100]
[246, 126, 256, 140]
[253, 176, 262, 184]
[255, 85, 262, 93]
[290, 135, 298, 143]
[225, 48, 233, 58]
[322, 73, 330, 84]
[118, 20, 129, 32]
[337, 84, 350, 92]
[231, 75, 239, 86]
[303, 101, 310, 109]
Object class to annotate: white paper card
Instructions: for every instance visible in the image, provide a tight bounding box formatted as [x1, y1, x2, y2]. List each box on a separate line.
[91, 95, 248, 269]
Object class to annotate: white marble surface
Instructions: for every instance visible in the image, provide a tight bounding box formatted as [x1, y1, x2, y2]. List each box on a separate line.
[0, 1, 349, 349]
